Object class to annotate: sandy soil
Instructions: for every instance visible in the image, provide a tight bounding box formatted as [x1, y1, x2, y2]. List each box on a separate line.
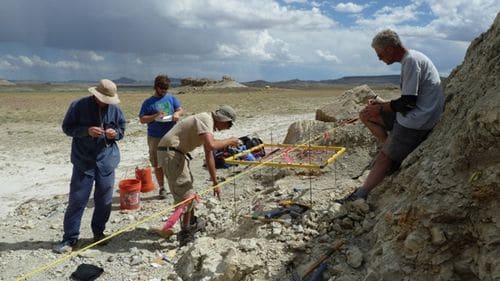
[1, 110, 366, 280]
[0, 113, 314, 217]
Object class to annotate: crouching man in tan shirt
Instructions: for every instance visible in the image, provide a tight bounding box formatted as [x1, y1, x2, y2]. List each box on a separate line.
[157, 105, 240, 246]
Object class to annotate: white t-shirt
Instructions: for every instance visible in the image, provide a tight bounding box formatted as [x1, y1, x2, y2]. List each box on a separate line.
[397, 50, 444, 130]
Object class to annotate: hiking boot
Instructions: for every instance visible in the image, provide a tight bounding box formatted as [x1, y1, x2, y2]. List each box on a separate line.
[151, 227, 174, 239]
[53, 239, 78, 254]
[177, 229, 195, 247]
[93, 234, 110, 246]
[335, 190, 368, 204]
[159, 188, 167, 199]
[189, 216, 206, 233]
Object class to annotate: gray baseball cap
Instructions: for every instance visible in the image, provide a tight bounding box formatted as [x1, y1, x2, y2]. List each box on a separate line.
[213, 105, 236, 122]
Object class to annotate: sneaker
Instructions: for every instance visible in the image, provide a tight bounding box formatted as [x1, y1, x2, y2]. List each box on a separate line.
[93, 234, 110, 246]
[335, 190, 368, 204]
[159, 188, 167, 199]
[177, 229, 195, 247]
[53, 239, 78, 254]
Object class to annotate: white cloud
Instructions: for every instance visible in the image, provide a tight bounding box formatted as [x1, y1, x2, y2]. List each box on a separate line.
[54, 61, 83, 69]
[239, 30, 298, 62]
[356, 4, 420, 27]
[2, 55, 84, 69]
[249, 31, 286, 61]
[159, 0, 335, 30]
[334, 2, 367, 13]
[88, 51, 104, 62]
[0, 60, 12, 68]
[216, 44, 241, 59]
[283, 0, 307, 3]
[214, 29, 299, 63]
[315, 50, 341, 63]
[69, 51, 105, 62]
[354, 1, 498, 42]
[424, 0, 499, 41]
[19, 56, 35, 66]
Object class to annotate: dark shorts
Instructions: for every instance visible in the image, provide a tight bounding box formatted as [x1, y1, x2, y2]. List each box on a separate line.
[381, 110, 396, 131]
[382, 122, 430, 163]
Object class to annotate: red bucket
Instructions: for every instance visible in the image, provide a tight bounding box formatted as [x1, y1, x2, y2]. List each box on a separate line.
[135, 166, 155, 193]
[119, 179, 141, 210]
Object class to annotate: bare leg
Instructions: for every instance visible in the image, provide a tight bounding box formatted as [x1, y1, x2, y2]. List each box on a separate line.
[360, 151, 392, 193]
[155, 167, 164, 189]
[359, 110, 387, 145]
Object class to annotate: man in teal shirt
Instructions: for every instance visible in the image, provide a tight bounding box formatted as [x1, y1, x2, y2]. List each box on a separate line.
[139, 75, 184, 199]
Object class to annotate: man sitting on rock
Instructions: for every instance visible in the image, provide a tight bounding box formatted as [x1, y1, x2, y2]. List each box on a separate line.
[337, 29, 444, 203]
[157, 105, 241, 246]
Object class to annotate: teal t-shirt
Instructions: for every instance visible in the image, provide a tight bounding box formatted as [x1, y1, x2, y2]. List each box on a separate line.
[139, 94, 181, 138]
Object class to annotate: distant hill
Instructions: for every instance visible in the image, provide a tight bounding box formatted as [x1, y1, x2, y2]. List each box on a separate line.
[323, 75, 400, 85]
[113, 77, 137, 84]
[243, 75, 401, 88]
[111, 77, 182, 87]
[2, 75, 406, 88]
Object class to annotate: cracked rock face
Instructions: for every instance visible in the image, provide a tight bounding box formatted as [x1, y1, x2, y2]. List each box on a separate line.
[281, 13, 499, 281]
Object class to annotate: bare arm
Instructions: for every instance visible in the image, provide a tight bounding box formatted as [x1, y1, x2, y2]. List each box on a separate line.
[201, 133, 240, 151]
[203, 141, 218, 186]
[139, 112, 162, 124]
[201, 133, 240, 199]
[172, 107, 184, 122]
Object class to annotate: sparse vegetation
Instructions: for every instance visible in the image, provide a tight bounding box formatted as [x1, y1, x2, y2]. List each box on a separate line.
[0, 85, 393, 125]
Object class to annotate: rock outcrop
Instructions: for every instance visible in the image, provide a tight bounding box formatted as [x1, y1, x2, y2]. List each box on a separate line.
[284, 13, 499, 281]
[315, 84, 376, 123]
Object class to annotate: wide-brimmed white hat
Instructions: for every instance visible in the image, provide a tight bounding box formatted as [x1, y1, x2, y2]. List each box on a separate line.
[88, 79, 120, 104]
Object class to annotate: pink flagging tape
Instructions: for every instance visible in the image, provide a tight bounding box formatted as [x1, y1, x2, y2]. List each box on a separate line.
[162, 194, 200, 231]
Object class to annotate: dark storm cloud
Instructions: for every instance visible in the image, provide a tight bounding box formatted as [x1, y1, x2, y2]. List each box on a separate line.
[0, 0, 222, 55]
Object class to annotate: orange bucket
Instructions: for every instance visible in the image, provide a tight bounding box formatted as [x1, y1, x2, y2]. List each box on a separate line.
[119, 179, 141, 210]
[135, 166, 155, 193]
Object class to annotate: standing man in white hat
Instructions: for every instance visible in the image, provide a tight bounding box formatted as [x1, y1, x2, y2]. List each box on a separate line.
[54, 79, 126, 253]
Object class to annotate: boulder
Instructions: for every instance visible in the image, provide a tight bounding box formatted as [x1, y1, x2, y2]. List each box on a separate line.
[315, 84, 376, 122]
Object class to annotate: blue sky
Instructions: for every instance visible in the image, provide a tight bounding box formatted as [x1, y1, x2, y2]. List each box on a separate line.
[0, 0, 498, 82]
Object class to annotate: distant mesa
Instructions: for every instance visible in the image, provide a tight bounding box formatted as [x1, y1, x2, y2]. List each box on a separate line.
[113, 77, 137, 84]
[0, 79, 15, 86]
[178, 76, 246, 89]
[243, 75, 401, 88]
[180, 75, 235, 87]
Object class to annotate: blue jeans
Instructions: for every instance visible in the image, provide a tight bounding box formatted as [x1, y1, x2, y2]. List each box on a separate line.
[63, 166, 115, 241]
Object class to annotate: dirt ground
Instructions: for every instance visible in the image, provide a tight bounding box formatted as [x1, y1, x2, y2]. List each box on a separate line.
[0, 85, 394, 280]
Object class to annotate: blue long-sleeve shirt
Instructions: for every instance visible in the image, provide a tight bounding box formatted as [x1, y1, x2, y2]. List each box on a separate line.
[62, 96, 126, 176]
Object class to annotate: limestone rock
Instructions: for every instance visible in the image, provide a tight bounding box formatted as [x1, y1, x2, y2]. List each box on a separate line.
[346, 246, 363, 268]
[315, 84, 375, 123]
